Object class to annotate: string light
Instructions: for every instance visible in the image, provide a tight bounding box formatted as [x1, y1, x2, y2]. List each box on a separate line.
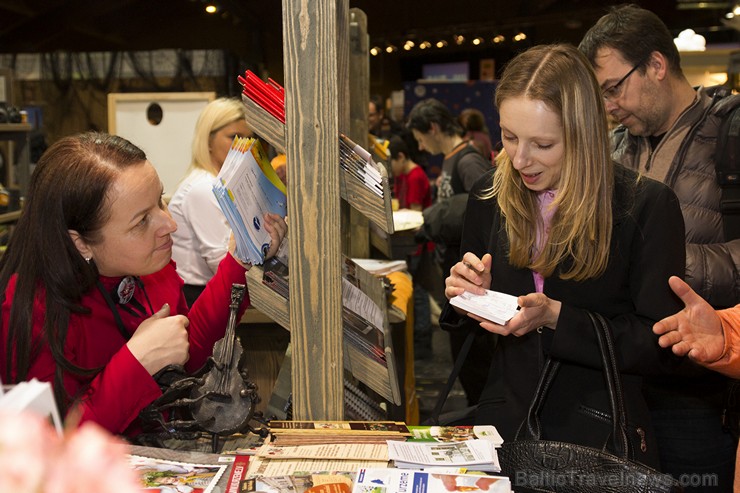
[205, 4, 217, 14]
[369, 29, 528, 55]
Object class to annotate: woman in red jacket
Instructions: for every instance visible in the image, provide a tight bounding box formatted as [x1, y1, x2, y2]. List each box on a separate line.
[0, 132, 286, 438]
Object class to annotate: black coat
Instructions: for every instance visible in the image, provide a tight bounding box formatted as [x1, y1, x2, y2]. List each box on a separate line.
[440, 164, 686, 469]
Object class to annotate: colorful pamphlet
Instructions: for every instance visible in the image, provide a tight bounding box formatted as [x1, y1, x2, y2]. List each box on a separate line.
[129, 455, 227, 493]
[352, 468, 511, 493]
[212, 137, 287, 265]
[407, 426, 503, 446]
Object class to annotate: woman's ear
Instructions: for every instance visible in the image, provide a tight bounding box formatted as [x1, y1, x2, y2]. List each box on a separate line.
[68, 230, 93, 260]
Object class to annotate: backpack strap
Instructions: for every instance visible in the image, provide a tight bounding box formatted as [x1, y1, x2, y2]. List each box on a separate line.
[715, 103, 740, 241]
[449, 141, 484, 195]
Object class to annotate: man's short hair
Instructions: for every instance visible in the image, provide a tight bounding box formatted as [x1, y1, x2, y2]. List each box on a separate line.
[406, 98, 464, 137]
[579, 4, 683, 78]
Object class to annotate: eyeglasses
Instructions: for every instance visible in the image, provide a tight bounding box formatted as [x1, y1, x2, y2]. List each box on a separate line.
[602, 60, 644, 102]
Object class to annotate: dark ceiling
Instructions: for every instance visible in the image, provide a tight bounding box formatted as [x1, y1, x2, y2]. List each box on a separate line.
[0, 1, 737, 62]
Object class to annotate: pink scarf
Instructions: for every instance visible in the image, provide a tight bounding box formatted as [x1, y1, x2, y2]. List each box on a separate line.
[532, 190, 557, 293]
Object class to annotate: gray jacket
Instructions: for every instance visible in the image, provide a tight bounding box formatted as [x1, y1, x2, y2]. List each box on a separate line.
[612, 86, 740, 308]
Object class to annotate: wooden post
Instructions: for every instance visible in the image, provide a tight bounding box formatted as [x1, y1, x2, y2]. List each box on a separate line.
[344, 8, 371, 259]
[282, 0, 344, 419]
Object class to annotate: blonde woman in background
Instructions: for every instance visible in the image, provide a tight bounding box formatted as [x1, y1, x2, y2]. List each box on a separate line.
[169, 98, 254, 306]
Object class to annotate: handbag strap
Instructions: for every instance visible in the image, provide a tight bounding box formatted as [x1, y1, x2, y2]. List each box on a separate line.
[518, 311, 631, 459]
[426, 329, 476, 425]
[590, 311, 631, 456]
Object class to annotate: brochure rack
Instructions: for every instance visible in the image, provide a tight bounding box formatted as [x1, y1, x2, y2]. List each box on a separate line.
[240, 1, 399, 418]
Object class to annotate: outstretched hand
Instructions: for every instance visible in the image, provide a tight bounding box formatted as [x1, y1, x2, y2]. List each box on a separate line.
[652, 276, 725, 364]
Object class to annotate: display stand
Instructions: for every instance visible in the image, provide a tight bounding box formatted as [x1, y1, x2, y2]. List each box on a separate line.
[240, 1, 401, 419]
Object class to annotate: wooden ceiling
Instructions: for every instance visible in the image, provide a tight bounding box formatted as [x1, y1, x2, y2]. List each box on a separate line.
[0, 1, 736, 58]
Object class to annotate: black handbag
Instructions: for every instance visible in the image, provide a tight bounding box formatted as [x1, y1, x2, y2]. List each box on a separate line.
[498, 312, 682, 493]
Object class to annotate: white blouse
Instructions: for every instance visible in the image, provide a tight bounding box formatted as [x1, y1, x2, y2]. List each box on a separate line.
[169, 168, 231, 286]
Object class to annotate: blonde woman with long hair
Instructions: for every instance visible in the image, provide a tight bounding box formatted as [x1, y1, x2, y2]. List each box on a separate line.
[441, 44, 685, 471]
[168, 98, 253, 306]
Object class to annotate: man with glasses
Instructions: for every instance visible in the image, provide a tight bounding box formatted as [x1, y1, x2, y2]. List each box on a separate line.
[580, 5, 740, 491]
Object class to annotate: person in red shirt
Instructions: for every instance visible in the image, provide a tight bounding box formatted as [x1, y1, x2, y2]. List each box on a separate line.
[390, 135, 431, 212]
[389, 135, 434, 359]
[0, 132, 287, 438]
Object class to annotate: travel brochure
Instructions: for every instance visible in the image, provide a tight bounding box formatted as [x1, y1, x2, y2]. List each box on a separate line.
[212, 136, 287, 265]
[128, 455, 228, 493]
[386, 439, 501, 473]
[352, 468, 511, 493]
[448, 289, 520, 325]
[407, 426, 503, 446]
[241, 471, 355, 493]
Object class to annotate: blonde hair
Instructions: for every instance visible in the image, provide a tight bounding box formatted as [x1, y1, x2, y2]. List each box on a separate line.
[486, 44, 613, 281]
[190, 97, 250, 175]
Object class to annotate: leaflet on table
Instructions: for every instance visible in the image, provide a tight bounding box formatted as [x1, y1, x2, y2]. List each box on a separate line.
[247, 455, 389, 478]
[392, 209, 424, 231]
[241, 471, 354, 493]
[407, 425, 503, 446]
[448, 289, 519, 325]
[213, 137, 287, 265]
[256, 443, 388, 461]
[128, 455, 227, 493]
[386, 439, 501, 472]
[352, 468, 512, 493]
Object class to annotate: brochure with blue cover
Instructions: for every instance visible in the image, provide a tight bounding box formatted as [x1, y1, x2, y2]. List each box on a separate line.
[213, 137, 287, 265]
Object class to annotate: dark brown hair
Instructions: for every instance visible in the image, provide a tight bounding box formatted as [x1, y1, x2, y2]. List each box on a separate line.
[0, 132, 147, 412]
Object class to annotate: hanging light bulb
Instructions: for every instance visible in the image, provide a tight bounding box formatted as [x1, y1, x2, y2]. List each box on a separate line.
[472, 37, 484, 46]
[370, 46, 380, 56]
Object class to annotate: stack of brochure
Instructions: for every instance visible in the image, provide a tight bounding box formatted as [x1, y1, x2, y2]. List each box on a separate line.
[268, 420, 411, 446]
[449, 289, 520, 325]
[212, 137, 287, 265]
[353, 468, 512, 493]
[387, 438, 502, 473]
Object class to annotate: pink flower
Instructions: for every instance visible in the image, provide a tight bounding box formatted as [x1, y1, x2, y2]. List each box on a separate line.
[0, 410, 58, 493]
[0, 411, 142, 493]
